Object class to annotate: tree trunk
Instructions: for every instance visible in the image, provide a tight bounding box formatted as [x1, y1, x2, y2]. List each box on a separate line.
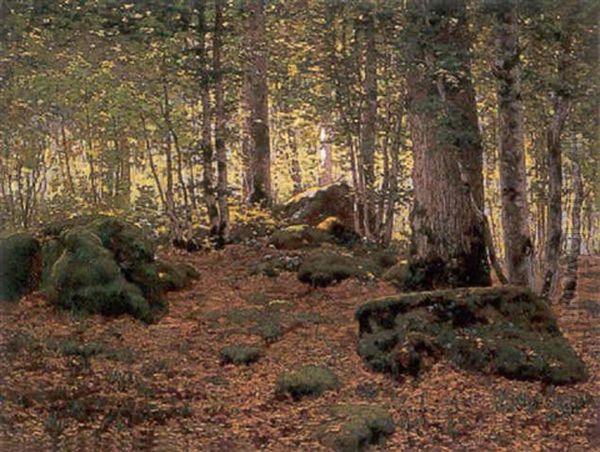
[405, 0, 490, 289]
[318, 123, 333, 186]
[243, 0, 271, 205]
[561, 157, 583, 303]
[359, 10, 377, 240]
[197, 0, 219, 238]
[214, 0, 229, 245]
[287, 125, 303, 194]
[493, 1, 534, 287]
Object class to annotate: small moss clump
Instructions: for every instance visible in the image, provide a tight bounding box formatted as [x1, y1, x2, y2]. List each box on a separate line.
[252, 317, 283, 343]
[0, 232, 40, 301]
[382, 262, 408, 288]
[157, 260, 199, 291]
[298, 251, 378, 287]
[275, 365, 339, 400]
[220, 344, 264, 365]
[318, 405, 395, 452]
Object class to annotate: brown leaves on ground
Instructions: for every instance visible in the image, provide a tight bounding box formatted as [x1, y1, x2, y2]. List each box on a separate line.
[0, 247, 598, 451]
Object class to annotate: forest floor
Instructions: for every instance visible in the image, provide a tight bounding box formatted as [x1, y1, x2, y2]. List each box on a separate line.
[0, 245, 598, 451]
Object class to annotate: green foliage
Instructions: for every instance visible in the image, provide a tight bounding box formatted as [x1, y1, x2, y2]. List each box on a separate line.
[275, 365, 339, 400]
[220, 344, 264, 365]
[0, 232, 40, 301]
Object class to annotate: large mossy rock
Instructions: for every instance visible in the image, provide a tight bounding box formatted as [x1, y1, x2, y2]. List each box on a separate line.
[40, 216, 196, 322]
[355, 286, 587, 385]
[0, 232, 40, 301]
[283, 183, 354, 232]
[44, 229, 155, 322]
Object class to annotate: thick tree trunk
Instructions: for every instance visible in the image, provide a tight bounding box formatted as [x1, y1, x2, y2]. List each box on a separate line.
[493, 2, 534, 287]
[561, 158, 583, 303]
[405, 0, 490, 289]
[244, 0, 271, 205]
[213, 0, 229, 245]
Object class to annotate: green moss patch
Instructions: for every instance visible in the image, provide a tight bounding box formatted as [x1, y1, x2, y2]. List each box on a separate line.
[356, 286, 587, 385]
[269, 225, 331, 250]
[37, 216, 197, 322]
[251, 317, 283, 343]
[298, 251, 379, 287]
[220, 344, 264, 365]
[0, 232, 41, 301]
[317, 405, 395, 452]
[157, 260, 199, 291]
[275, 365, 339, 400]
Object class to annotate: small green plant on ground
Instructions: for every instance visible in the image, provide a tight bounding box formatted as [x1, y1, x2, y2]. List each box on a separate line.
[220, 344, 264, 365]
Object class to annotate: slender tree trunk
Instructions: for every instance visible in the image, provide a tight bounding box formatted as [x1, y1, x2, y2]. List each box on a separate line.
[197, 0, 219, 237]
[287, 125, 302, 194]
[405, 0, 490, 289]
[493, 1, 534, 287]
[244, 0, 271, 205]
[359, 10, 377, 240]
[318, 123, 333, 186]
[214, 0, 229, 245]
[60, 118, 76, 196]
[561, 157, 583, 303]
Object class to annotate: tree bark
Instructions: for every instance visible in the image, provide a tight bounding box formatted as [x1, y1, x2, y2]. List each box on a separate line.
[318, 123, 333, 186]
[405, 0, 491, 289]
[359, 10, 377, 239]
[214, 0, 230, 245]
[561, 156, 583, 303]
[197, 0, 219, 237]
[493, 1, 534, 287]
[243, 0, 271, 206]
[541, 71, 570, 299]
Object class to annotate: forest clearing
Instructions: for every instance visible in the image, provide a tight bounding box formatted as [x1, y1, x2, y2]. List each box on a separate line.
[0, 246, 598, 450]
[0, 0, 599, 451]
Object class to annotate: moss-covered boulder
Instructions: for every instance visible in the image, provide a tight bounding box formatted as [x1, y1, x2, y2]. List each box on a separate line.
[317, 405, 395, 452]
[0, 232, 40, 301]
[298, 251, 379, 287]
[40, 216, 197, 322]
[44, 229, 155, 322]
[316, 216, 360, 246]
[356, 286, 587, 385]
[275, 365, 339, 400]
[283, 183, 355, 232]
[269, 225, 331, 250]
